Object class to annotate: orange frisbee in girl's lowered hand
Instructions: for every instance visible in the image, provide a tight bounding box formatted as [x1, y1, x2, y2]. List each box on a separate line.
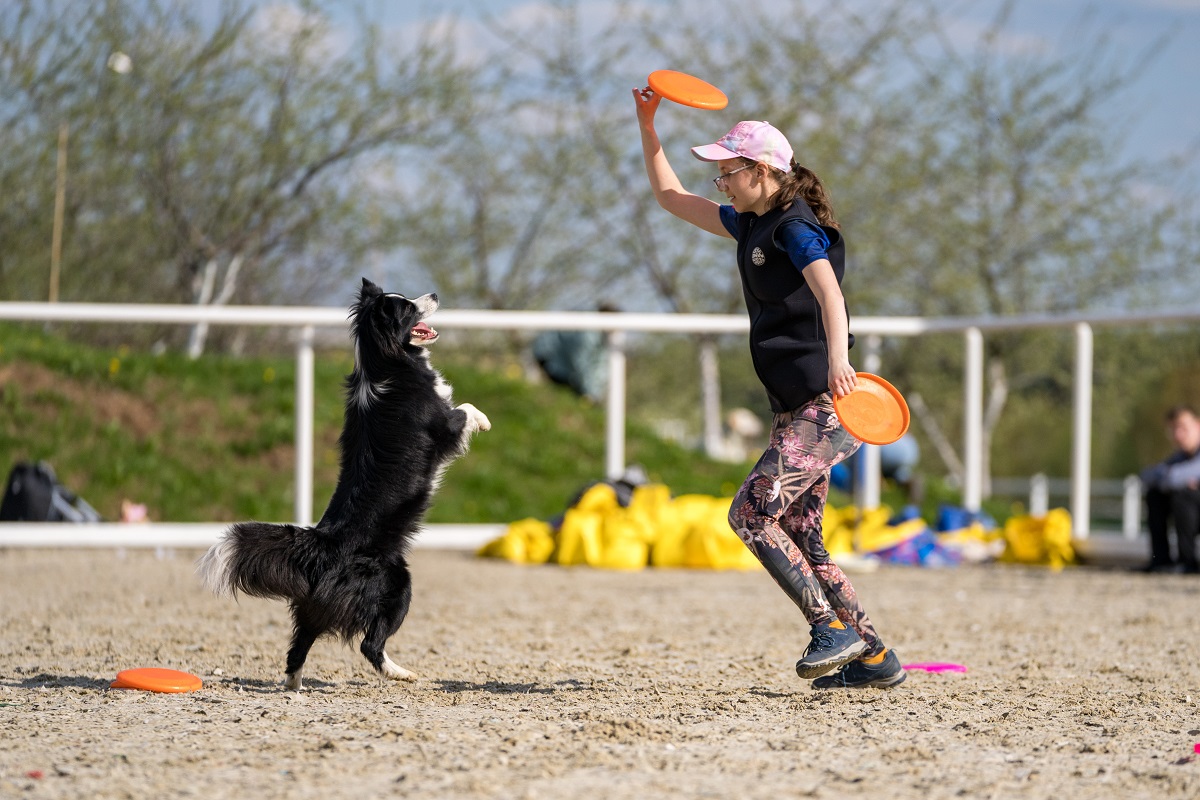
[110, 668, 202, 693]
[647, 70, 728, 110]
[833, 372, 911, 446]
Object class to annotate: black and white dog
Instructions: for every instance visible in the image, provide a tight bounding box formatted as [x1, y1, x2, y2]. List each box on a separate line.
[197, 278, 490, 690]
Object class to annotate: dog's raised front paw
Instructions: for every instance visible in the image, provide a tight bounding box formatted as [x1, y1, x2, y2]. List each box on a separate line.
[457, 402, 491, 432]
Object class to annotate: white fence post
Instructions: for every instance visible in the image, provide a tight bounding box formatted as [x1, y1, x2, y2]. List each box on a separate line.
[963, 327, 984, 513]
[1029, 473, 1049, 517]
[295, 325, 315, 527]
[1071, 323, 1093, 538]
[1123, 474, 1142, 540]
[855, 335, 883, 510]
[605, 330, 627, 480]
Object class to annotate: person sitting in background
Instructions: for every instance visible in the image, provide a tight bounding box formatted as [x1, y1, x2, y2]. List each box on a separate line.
[1139, 405, 1200, 574]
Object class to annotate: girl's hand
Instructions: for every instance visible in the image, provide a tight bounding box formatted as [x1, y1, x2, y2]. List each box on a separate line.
[633, 86, 661, 130]
[829, 359, 858, 398]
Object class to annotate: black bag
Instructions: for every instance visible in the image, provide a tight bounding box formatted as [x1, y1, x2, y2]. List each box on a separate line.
[0, 461, 102, 523]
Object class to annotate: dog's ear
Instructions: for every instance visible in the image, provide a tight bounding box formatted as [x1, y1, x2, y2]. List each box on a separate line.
[360, 277, 382, 299]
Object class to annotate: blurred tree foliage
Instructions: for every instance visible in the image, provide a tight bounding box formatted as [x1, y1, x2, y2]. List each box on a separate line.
[1, 0, 1197, 485]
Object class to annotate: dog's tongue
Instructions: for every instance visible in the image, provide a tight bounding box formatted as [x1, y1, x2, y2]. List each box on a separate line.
[413, 322, 436, 339]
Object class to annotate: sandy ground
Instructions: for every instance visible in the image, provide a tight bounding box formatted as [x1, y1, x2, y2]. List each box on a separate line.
[1, 547, 1198, 800]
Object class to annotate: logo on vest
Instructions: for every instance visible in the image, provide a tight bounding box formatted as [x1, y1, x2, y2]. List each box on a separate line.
[751, 246, 766, 266]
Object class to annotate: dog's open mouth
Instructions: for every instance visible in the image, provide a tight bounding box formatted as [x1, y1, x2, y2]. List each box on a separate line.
[411, 322, 438, 343]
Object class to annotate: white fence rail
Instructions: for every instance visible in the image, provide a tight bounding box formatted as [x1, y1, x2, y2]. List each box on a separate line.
[991, 474, 1144, 539]
[1, 300, 1198, 548]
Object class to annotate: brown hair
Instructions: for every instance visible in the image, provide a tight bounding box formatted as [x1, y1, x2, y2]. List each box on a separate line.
[1166, 405, 1199, 422]
[763, 158, 839, 229]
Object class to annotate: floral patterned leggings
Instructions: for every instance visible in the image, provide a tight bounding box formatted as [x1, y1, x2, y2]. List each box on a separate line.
[728, 393, 885, 657]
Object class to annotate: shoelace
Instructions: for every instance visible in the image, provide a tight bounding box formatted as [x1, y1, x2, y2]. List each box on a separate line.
[805, 628, 836, 653]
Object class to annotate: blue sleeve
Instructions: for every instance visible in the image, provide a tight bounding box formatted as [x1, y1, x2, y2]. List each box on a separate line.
[775, 217, 830, 271]
[718, 205, 738, 238]
[1164, 451, 1200, 490]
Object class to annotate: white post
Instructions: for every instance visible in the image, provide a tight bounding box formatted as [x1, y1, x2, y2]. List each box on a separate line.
[699, 337, 723, 458]
[1070, 323, 1093, 538]
[963, 327, 984, 512]
[855, 335, 883, 510]
[295, 325, 315, 526]
[1029, 473, 1049, 517]
[1123, 474, 1142, 540]
[605, 330, 627, 480]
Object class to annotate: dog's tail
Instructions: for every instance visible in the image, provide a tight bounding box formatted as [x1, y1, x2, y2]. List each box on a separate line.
[197, 521, 315, 601]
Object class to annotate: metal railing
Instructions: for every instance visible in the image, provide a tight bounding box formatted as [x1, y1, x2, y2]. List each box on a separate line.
[991, 474, 1144, 539]
[1, 300, 1198, 547]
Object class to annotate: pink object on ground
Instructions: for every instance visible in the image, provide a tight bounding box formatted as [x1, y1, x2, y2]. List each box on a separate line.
[1194, 743, 1199, 754]
[902, 662, 968, 673]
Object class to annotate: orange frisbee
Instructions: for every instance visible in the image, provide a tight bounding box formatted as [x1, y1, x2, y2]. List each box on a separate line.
[110, 668, 202, 693]
[647, 70, 728, 110]
[833, 372, 910, 446]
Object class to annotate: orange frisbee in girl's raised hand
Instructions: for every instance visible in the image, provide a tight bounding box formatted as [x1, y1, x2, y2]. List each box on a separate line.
[647, 70, 728, 110]
[833, 372, 911, 446]
[110, 667, 202, 693]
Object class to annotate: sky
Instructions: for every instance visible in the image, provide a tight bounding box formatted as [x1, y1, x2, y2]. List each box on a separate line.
[355, 0, 1200, 169]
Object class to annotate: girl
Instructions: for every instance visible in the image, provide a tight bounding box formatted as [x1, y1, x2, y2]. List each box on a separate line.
[633, 86, 905, 689]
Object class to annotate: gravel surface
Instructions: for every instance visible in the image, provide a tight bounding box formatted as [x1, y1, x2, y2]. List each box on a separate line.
[1, 547, 1198, 799]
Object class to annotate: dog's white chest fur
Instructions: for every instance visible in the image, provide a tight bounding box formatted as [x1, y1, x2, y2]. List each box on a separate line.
[419, 350, 455, 404]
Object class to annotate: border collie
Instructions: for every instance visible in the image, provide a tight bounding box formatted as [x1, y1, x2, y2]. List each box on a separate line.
[197, 278, 490, 690]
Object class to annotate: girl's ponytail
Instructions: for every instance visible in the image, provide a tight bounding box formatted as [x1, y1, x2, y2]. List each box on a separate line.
[767, 158, 839, 229]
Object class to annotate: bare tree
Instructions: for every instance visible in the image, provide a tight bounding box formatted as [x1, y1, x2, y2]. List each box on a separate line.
[0, 0, 478, 355]
[874, 2, 1198, 491]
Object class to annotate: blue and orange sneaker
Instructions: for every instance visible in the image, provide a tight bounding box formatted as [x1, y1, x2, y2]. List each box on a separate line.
[794, 620, 867, 679]
[812, 649, 907, 689]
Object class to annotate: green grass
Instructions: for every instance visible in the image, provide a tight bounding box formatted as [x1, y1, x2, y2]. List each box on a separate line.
[0, 322, 761, 524]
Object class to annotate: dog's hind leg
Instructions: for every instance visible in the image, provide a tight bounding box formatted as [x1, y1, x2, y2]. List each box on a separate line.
[285, 613, 320, 692]
[360, 573, 416, 682]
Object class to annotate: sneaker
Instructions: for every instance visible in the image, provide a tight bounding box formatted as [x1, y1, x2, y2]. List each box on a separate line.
[794, 620, 867, 679]
[1137, 561, 1183, 574]
[812, 649, 907, 689]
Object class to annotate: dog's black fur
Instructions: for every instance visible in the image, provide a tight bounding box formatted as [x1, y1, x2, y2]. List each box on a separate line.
[197, 278, 490, 690]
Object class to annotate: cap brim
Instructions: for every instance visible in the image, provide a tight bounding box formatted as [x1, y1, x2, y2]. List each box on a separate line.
[690, 143, 741, 162]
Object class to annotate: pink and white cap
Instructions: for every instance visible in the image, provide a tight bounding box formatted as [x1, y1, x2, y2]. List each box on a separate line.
[691, 120, 793, 173]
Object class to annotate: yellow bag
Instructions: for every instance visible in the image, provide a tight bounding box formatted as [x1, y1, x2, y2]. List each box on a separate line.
[477, 529, 526, 563]
[695, 519, 760, 570]
[598, 508, 650, 570]
[555, 508, 605, 566]
[627, 484, 672, 541]
[820, 506, 855, 557]
[1001, 508, 1075, 569]
[574, 483, 619, 514]
[478, 518, 556, 564]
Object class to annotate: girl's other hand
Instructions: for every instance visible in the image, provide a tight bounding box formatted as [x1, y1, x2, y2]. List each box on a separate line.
[829, 360, 857, 398]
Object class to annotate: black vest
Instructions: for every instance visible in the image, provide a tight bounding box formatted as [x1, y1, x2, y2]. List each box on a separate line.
[734, 201, 852, 413]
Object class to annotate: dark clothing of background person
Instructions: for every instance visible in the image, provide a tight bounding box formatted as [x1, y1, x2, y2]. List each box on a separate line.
[1139, 406, 1200, 573]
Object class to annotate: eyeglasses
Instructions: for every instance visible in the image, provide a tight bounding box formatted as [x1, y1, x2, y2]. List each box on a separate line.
[713, 163, 756, 189]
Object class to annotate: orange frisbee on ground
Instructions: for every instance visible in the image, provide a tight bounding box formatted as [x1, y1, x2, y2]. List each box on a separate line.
[833, 372, 910, 446]
[647, 70, 728, 110]
[110, 668, 202, 693]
